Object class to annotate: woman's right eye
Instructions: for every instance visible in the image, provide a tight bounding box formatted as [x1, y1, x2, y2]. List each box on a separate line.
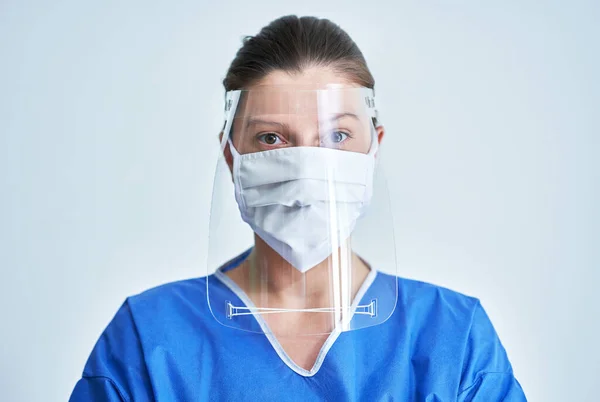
[257, 133, 284, 145]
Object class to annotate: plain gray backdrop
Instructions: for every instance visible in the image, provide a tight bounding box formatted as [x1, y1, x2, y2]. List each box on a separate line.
[1, 1, 598, 401]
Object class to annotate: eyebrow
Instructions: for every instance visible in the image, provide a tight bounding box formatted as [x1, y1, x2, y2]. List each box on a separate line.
[326, 112, 360, 122]
[245, 113, 360, 128]
[245, 118, 286, 129]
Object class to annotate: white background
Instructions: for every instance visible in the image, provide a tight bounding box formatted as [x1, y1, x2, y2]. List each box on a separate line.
[1, 1, 598, 401]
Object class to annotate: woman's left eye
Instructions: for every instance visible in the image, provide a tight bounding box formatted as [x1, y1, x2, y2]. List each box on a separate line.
[323, 131, 349, 145]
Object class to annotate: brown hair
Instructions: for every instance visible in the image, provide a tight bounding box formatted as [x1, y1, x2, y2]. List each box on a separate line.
[223, 15, 375, 92]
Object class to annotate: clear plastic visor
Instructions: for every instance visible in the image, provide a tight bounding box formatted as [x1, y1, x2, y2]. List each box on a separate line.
[207, 87, 397, 336]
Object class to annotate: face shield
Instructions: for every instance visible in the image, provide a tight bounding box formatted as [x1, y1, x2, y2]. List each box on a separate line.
[206, 86, 398, 336]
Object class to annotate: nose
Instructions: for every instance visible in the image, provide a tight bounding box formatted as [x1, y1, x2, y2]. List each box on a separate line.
[293, 131, 322, 147]
[290, 118, 329, 147]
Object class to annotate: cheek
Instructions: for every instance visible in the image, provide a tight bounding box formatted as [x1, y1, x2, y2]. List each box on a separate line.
[352, 126, 373, 153]
[341, 137, 370, 153]
[231, 131, 256, 155]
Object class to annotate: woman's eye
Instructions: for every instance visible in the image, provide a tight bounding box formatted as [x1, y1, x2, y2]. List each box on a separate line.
[257, 133, 284, 145]
[323, 131, 349, 145]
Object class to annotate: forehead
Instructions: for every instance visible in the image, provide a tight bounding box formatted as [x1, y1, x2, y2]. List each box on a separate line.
[252, 67, 359, 90]
[234, 67, 368, 117]
[235, 88, 368, 117]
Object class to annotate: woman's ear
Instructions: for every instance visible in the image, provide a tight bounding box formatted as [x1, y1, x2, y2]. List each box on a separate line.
[218, 132, 234, 175]
[376, 125, 385, 145]
[373, 125, 385, 158]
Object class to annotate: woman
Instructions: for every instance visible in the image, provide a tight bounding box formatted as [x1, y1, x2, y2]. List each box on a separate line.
[70, 15, 526, 401]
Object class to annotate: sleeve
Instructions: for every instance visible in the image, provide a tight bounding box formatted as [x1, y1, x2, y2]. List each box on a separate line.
[68, 299, 154, 402]
[457, 301, 527, 402]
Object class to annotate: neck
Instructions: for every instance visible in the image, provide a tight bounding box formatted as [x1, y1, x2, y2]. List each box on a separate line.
[225, 234, 371, 308]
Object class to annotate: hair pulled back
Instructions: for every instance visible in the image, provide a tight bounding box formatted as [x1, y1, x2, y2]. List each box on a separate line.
[223, 15, 374, 92]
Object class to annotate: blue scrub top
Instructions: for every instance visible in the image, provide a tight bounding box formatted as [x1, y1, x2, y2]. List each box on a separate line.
[70, 250, 526, 401]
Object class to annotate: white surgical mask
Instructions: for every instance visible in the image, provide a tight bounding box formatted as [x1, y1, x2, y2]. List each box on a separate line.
[228, 133, 378, 272]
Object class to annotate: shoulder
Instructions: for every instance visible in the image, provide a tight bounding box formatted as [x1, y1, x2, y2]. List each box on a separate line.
[120, 275, 220, 340]
[393, 275, 506, 353]
[380, 274, 518, 393]
[83, 276, 209, 354]
[396, 274, 478, 304]
[126, 276, 208, 313]
[380, 273, 481, 325]
[378, 273, 505, 355]
[79, 277, 213, 390]
[391, 274, 504, 346]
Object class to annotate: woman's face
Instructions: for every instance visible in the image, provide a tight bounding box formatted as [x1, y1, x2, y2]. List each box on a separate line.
[229, 67, 378, 155]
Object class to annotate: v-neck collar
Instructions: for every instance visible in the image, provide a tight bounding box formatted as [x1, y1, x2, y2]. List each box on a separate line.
[214, 262, 378, 377]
